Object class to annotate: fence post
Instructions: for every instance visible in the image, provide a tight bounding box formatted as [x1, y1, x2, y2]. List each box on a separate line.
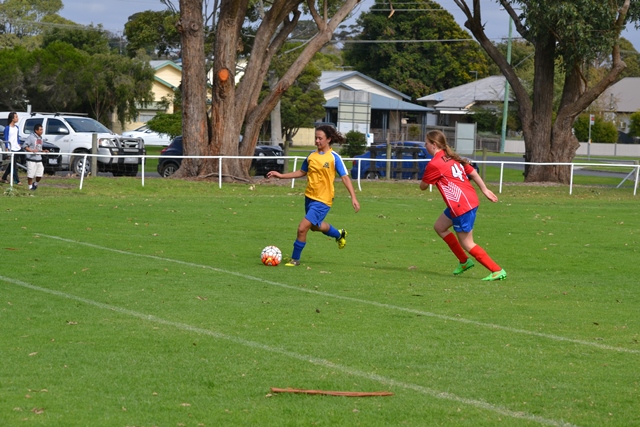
[481, 147, 487, 180]
[385, 133, 391, 180]
[91, 133, 98, 176]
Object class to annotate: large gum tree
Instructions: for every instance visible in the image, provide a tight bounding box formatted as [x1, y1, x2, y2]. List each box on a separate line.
[453, 0, 640, 183]
[174, 0, 361, 181]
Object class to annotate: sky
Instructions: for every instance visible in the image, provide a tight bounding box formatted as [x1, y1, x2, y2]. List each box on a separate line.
[58, 0, 640, 51]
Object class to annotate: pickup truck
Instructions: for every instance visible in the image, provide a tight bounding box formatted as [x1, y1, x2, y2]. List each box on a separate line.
[18, 113, 144, 176]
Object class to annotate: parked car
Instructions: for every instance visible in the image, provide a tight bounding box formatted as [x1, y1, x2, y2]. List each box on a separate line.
[122, 125, 172, 147]
[350, 141, 433, 180]
[0, 124, 63, 175]
[351, 141, 479, 180]
[157, 136, 286, 177]
[18, 113, 144, 176]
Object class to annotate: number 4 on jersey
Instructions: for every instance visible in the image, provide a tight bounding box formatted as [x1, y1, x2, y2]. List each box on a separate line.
[451, 163, 466, 181]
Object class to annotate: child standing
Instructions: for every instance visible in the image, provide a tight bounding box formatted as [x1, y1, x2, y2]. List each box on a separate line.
[266, 125, 360, 266]
[420, 130, 506, 281]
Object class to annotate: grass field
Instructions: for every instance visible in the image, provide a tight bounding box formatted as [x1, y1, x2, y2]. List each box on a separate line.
[2, 177, 639, 426]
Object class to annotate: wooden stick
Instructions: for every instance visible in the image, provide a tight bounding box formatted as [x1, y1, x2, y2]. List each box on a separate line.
[270, 387, 393, 397]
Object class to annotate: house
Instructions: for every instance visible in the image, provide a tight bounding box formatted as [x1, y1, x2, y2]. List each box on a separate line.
[114, 60, 182, 133]
[598, 77, 640, 135]
[417, 75, 512, 127]
[318, 71, 433, 144]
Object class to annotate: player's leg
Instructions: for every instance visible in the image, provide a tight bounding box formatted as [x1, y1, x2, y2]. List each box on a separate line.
[457, 230, 506, 281]
[434, 211, 470, 270]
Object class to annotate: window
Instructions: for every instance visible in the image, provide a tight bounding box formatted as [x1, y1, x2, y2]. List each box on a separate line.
[46, 119, 69, 135]
[23, 118, 44, 135]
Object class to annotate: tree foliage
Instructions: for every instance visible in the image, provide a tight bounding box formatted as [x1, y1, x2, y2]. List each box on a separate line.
[124, 10, 181, 58]
[0, 0, 63, 37]
[41, 24, 111, 55]
[0, 42, 155, 128]
[341, 130, 367, 157]
[573, 114, 618, 143]
[146, 112, 183, 139]
[628, 111, 640, 137]
[343, 0, 490, 99]
[454, 0, 639, 183]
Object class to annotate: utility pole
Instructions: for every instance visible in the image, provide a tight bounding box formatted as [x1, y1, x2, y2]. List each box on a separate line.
[499, 16, 513, 154]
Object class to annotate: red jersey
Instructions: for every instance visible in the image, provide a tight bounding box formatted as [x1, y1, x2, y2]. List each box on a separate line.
[422, 150, 478, 217]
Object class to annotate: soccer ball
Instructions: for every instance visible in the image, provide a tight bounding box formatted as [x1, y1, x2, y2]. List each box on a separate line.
[261, 246, 282, 266]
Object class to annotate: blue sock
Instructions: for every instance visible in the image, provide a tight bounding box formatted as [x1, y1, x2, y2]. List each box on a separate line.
[324, 225, 341, 239]
[292, 240, 306, 260]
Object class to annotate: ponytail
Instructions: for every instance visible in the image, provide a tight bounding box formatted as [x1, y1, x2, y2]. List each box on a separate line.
[426, 130, 469, 166]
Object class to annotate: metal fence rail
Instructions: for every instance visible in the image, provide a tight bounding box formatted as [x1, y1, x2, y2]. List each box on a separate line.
[3, 151, 638, 196]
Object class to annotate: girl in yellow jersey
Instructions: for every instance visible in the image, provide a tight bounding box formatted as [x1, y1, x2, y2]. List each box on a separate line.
[266, 125, 360, 266]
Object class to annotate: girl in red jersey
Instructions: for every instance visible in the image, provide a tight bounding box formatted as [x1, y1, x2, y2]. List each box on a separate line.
[420, 130, 506, 281]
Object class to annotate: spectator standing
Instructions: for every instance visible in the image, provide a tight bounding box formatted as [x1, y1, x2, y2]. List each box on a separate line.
[23, 123, 48, 191]
[2, 112, 22, 185]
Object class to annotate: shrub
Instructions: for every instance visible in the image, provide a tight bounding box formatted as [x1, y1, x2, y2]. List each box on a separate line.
[469, 106, 498, 133]
[629, 111, 640, 137]
[340, 130, 367, 158]
[573, 114, 618, 143]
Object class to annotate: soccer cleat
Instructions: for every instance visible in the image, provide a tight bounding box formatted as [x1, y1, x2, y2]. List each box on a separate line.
[453, 259, 475, 275]
[336, 229, 347, 249]
[284, 259, 300, 267]
[481, 269, 507, 281]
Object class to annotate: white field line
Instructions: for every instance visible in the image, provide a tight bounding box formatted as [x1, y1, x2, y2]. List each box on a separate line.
[36, 233, 639, 355]
[2, 274, 579, 427]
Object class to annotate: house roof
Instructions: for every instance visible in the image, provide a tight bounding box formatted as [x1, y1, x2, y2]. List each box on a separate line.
[324, 93, 432, 112]
[150, 60, 182, 72]
[154, 76, 177, 90]
[417, 75, 511, 110]
[320, 71, 411, 100]
[600, 77, 640, 113]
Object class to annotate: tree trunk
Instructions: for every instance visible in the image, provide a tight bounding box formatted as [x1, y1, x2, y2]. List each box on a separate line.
[522, 35, 556, 182]
[454, 0, 630, 185]
[206, 0, 360, 182]
[176, 0, 208, 178]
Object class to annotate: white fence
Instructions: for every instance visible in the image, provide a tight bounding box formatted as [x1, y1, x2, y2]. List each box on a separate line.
[3, 151, 639, 196]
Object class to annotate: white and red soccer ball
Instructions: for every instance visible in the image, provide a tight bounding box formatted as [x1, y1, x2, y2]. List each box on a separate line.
[261, 246, 282, 266]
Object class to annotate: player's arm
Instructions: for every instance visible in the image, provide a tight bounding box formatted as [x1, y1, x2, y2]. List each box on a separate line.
[266, 169, 306, 179]
[420, 163, 437, 191]
[467, 169, 498, 202]
[340, 175, 360, 213]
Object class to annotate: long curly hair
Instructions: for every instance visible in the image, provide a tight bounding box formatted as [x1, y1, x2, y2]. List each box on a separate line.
[425, 130, 470, 166]
[316, 125, 345, 145]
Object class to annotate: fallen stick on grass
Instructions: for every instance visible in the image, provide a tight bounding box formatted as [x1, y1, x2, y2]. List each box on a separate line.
[270, 387, 393, 397]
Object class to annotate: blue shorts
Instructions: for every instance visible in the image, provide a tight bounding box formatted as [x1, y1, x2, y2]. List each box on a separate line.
[444, 207, 478, 233]
[305, 197, 331, 226]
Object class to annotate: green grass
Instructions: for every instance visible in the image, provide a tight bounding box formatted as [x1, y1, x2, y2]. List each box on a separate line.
[2, 178, 639, 426]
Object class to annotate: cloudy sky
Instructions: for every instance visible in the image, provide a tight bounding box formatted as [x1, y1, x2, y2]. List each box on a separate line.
[58, 0, 640, 50]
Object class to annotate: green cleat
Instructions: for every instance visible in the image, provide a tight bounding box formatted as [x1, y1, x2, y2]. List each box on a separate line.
[336, 229, 347, 249]
[481, 269, 507, 281]
[284, 259, 300, 267]
[453, 259, 475, 275]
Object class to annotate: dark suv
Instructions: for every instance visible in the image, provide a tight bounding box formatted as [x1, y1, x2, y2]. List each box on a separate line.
[157, 136, 285, 177]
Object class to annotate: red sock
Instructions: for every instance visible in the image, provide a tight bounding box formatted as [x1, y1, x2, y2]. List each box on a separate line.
[442, 233, 468, 263]
[469, 245, 501, 272]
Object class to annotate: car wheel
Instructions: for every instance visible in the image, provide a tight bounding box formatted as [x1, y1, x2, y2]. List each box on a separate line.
[364, 171, 380, 179]
[159, 162, 179, 177]
[71, 153, 91, 176]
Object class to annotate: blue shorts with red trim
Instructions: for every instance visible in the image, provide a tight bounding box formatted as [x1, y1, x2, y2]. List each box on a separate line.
[444, 207, 478, 233]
